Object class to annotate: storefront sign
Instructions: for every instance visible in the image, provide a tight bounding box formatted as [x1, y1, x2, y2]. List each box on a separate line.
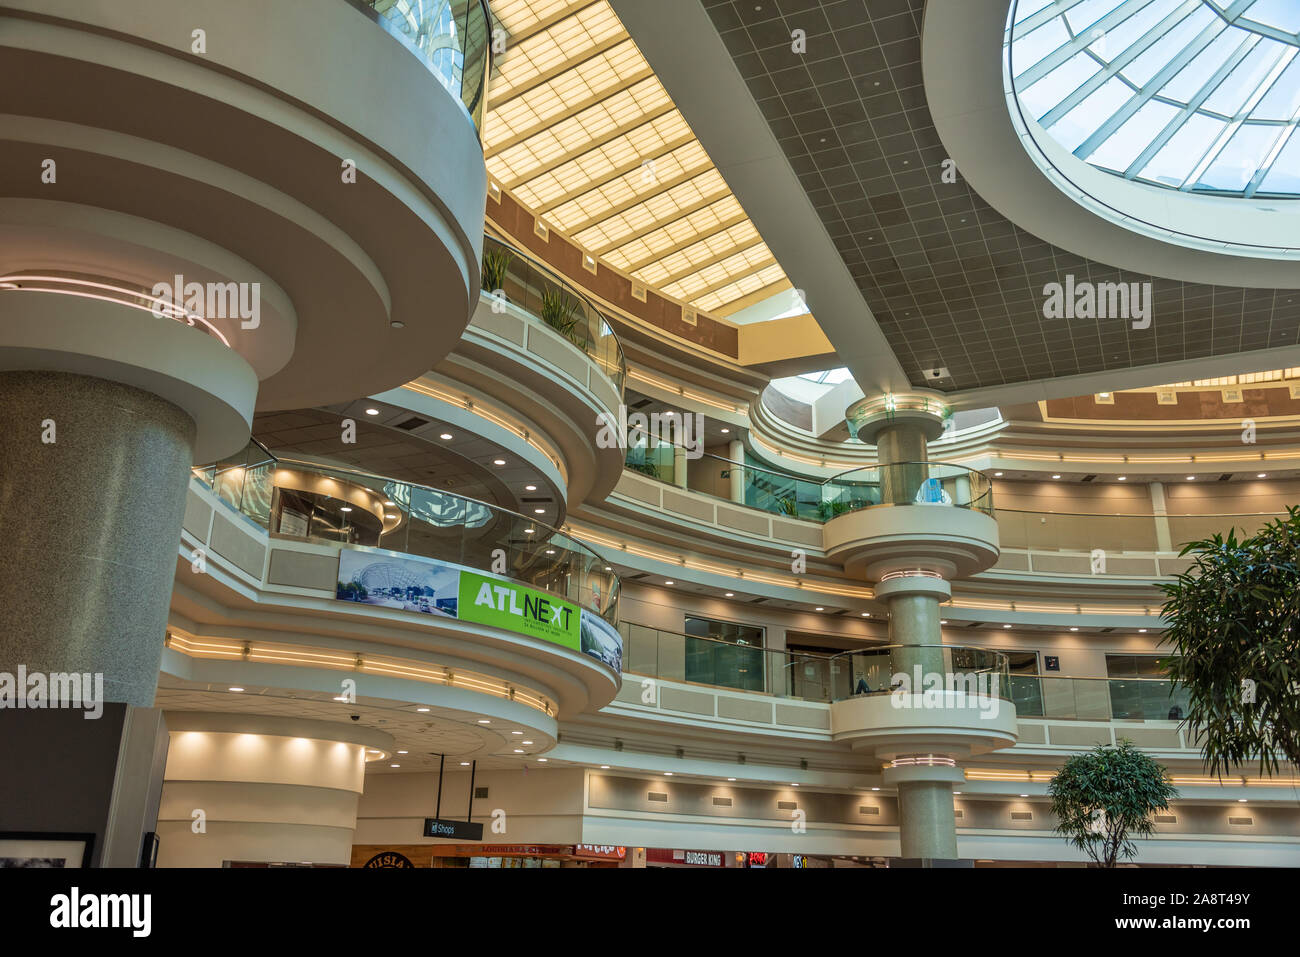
[646, 847, 725, 867]
[573, 844, 626, 860]
[336, 548, 620, 670]
[422, 818, 484, 842]
[363, 851, 414, 868]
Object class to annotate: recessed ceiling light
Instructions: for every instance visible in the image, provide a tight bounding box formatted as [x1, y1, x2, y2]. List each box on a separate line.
[385, 513, 396, 519]
[525, 484, 537, 491]
[522, 740, 533, 745]
[721, 427, 730, 433]
[664, 580, 674, 585]
[537, 757, 548, 762]
[493, 459, 506, 466]
[391, 763, 400, 768]
[397, 750, 408, 754]
[384, 500, 395, 506]
[545, 548, 555, 555]
[1238, 798, 1247, 803]
[416, 707, 430, 712]
[604, 566, 612, 572]
[1052, 474, 1061, 480]
[534, 508, 545, 514]
[1258, 473, 1267, 479]
[440, 432, 453, 440]
[390, 320, 404, 328]
[862, 612, 871, 617]
[954, 791, 962, 795]
[1019, 793, 1028, 798]
[1117, 476, 1127, 481]
[600, 765, 610, 769]
[340, 506, 352, 512]
[228, 686, 243, 692]
[993, 471, 1003, 477]
[511, 731, 523, 735]
[525, 527, 535, 534]
[1186, 475, 1195, 481]
[940, 620, 948, 624]
[1069, 627, 1079, 632]
[664, 772, 673, 776]
[871, 787, 880, 791]
[727, 777, 736, 782]
[460, 761, 470, 766]
[477, 719, 490, 724]
[333, 696, 348, 702]
[815, 607, 824, 612]
[1138, 628, 1147, 633]
[365, 408, 379, 415]
[513, 749, 524, 754]
[725, 592, 735, 597]
[1003, 624, 1012, 629]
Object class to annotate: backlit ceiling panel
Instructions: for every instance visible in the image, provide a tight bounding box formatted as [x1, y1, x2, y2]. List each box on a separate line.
[484, 0, 791, 314]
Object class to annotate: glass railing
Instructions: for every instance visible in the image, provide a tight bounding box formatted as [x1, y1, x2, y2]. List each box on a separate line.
[620, 627, 1190, 723]
[620, 627, 1012, 705]
[1009, 674, 1191, 722]
[194, 440, 620, 627]
[623, 449, 993, 521]
[481, 234, 627, 396]
[351, 0, 493, 131]
[996, 508, 1288, 563]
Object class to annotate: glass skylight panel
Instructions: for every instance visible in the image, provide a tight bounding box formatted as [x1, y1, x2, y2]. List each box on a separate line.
[1050, 78, 1135, 152]
[1242, 0, 1300, 35]
[1018, 52, 1103, 119]
[1008, 0, 1300, 196]
[1136, 111, 1224, 183]
[1086, 99, 1180, 170]
[1196, 123, 1285, 190]
[1254, 57, 1300, 118]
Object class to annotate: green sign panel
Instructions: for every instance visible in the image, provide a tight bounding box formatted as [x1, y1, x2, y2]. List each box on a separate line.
[458, 571, 580, 651]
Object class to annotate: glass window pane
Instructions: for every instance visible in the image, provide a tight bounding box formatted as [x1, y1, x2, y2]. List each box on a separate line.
[1085, 99, 1181, 170]
[1195, 122, 1286, 190]
[1136, 111, 1225, 185]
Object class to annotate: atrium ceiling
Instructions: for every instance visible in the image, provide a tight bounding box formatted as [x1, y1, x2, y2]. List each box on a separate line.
[609, 0, 1300, 408]
[484, 0, 794, 316]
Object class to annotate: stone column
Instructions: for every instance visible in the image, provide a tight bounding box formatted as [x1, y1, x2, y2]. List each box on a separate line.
[0, 371, 196, 705]
[886, 765, 964, 859]
[673, 443, 688, 489]
[728, 438, 745, 503]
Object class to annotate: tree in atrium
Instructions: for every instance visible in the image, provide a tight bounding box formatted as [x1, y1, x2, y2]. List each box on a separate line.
[1158, 507, 1300, 776]
[1048, 741, 1177, 868]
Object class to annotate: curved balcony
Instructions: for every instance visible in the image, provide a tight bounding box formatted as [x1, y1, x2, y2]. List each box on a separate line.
[625, 447, 991, 521]
[619, 625, 1191, 731]
[352, 0, 493, 131]
[195, 440, 623, 672]
[480, 234, 627, 396]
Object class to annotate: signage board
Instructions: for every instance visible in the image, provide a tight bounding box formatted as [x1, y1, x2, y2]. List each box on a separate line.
[572, 844, 626, 861]
[422, 818, 484, 842]
[645, 847, 725, 867]
[336, 547, 621, 670]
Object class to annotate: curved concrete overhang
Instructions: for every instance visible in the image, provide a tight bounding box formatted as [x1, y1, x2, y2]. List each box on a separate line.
[175, 482, 620, 720]
[0, 291, 256, 460]
[822, 506, 1002, 580]
[926, 0, 1300, 288]
[830, 692, 1019, 760]
[0, 0, 486, 411]
[441, 297, 627, 508]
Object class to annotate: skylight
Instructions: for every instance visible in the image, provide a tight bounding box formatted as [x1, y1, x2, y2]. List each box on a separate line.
[1008, 0, 1300, 198]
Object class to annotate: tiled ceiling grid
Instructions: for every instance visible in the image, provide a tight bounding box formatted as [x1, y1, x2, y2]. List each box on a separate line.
[700, 0, 1300, 391]
[484, 0, 793, 315]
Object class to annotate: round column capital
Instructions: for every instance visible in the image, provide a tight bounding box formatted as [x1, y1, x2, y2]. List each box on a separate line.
[846, 391, 950, 445]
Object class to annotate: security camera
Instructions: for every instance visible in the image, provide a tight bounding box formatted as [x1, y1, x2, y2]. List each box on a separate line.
[350, 714, 361, 722]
